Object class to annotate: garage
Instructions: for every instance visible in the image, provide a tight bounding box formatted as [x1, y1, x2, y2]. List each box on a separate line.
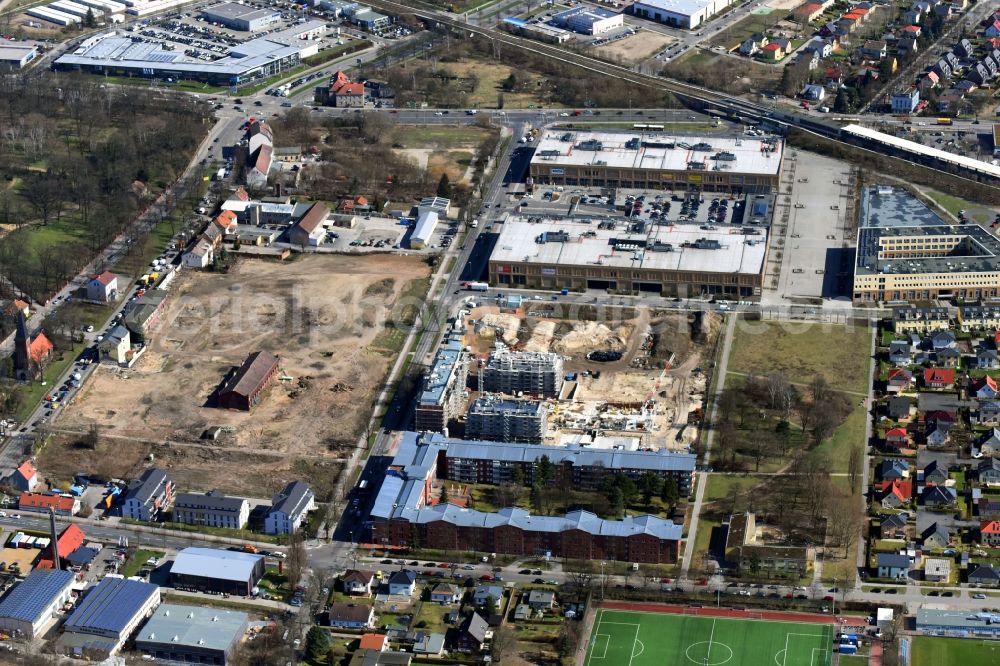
[633, 282, 662, 294]
[587, 279, 617, 290]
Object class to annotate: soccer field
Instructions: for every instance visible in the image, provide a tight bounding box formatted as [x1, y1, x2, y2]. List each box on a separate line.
[586, 609, 835, 666]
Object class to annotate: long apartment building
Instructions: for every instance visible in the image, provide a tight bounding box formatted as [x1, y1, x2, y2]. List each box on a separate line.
[481, 349, 563, 397]
[466, 397, 548, 443]
[368, 433, 692, 563]
[415, 336, 469, 433]
[173, 490, 250, 530]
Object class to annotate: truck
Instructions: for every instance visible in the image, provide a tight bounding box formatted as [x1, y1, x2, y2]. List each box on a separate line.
[936, 117, 953, 125]
[470, 219, 479, 228]
[466, 282, 489, 292]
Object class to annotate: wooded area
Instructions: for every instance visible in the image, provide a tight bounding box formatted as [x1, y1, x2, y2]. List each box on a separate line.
[0, 75, 211, 303]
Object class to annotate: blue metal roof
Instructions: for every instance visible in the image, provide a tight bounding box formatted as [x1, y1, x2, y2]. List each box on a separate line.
[63, 577, 159, 636]
[503, 16, 528, 27]
[0, 569, 74, 623]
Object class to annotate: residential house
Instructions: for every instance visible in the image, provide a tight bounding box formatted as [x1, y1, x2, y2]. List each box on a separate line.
[923, 368, 955, 389]
[891, 88, 920, 113]
[246, 144, 272, 190]
[455, 613, 489, 653]
[897, 37, 919, 57]
[19, 492, 79, 517]
[286, 202, 330, 248]
[525, 590, 555, 612]
[358, 634, 388, 652]
[973, 376, 999, 399]
[954, 305, 1000, 330]
[802, 84, 826, 101]
[938, 88, 966, 113]
[740, 32, 767, 56]
[975, 402, 1000, 426]
[936, 346, 961, 368]
[933, 58, 954, 80]
[885, 427, 910, 450]
[804, 38, 832, 58]
[264, 480, 315, 535]
[921, 460, 949, 486]
[824, 66, 844, 87]
[920, 71, 941, 91]
[978, 350, 999, 370]
[968, 564, 1000, 587]
[343, 570, 377, 597]
[412, 633, 445, 656]
[922, 485, 958, 508]
[926, 422, 952, 448]
[328, 603, 376, 630]
[3, 298, 29, 319]
[430, 583, 462, 605]
[121, 468, 173, 522]
[979, 497, 1000, 518]
[944, 51, 960, 72]
[387, 570, 417, 597]
[862, 40, 887, 59]
[931, 330, 957, 350]
[901, 24, 922, 38]
[968, 63, 992, 86]
[888, 396, 913, 421]
[8, 461, 38, 492]
[513, 604, 532, 621]
[792, 2, 825, 23]
[981, 520, 1000, 546]
[878, 480, 912, 509]
[978, 428, 1000, 457]
[978, 458, 1000, 486]
[472, 584, 504, 608]
[86, 272, 118, 303]
[879, 513, 909, 539]
[878, 459, 911, 481]
[182, 239, 214, 269]
[924, 558, 951, 582]
[98, 325, 131, 366]
[760, 43, 784, 60]
[876, 553, 910, 579]
[889, 341, 913, 365]
[327, 71, 365, 108]
[921, 522, 951, 550]
[903, 8, 922, 24]
[887, 368, 914, 392]
[954, 38, 974, 59]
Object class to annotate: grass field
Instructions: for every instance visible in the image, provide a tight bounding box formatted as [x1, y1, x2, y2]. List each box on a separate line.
[911, 636, 1000, 666]
[728, 322, 871, 394]
[587, 609, 834, 666]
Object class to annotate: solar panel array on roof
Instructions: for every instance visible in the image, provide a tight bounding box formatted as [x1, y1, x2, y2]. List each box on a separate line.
[0, 569, 74, 623]
[63, 577, 159, 637]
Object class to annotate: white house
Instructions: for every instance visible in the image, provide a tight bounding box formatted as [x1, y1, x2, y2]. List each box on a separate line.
[9, 460, 38, 492]
[387, 570, 417, 596]
[86, 271, 119, 302]
[264, 481, 315, 535]
[182, 240, 214, 268]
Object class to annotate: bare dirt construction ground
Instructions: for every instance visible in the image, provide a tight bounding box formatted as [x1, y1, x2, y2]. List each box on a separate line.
[459, 305, 720, 451]
[592, 30, 674, 65]
[49, 254, 430, 498]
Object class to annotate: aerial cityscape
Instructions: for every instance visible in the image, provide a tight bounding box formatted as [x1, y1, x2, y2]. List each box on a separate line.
[1, 0, 1000, 664]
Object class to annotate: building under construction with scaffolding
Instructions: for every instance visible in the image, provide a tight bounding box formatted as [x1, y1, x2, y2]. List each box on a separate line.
[415, 335, 470, 433]
[466, 396, 549, 443]
[480, 348, 564, 398]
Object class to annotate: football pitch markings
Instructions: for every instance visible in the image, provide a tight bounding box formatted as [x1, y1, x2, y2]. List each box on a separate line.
[586, 609, 833, 666]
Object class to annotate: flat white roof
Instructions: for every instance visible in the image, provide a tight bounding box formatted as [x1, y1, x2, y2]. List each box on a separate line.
[491, 216, 767, 275]
[633, 0, 717, 16]
[531, 130, 782, 176]
[843, 123, 1000, 179]
[0, 43, 37, 60]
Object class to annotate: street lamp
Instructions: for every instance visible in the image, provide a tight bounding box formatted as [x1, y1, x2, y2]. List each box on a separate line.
[600, 561, 606, 600]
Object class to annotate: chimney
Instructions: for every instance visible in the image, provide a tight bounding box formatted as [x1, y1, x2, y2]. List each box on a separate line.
[48, 507, 60, 570]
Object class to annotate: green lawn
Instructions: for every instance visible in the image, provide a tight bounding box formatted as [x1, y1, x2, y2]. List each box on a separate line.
[812, 403, 867, 473]
[911, 636, 1000, 666]
[586, 609, 834, 666]
[728, 322, 871, 394]
[839, 656, 868, 665]
[704, 475, 762, 503]
[120, 549, 165, 578]
[923, 188, 994, 224]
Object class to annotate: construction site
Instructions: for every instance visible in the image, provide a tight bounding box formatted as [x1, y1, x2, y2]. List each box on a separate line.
[420, 299, 720, 452]
[44, 254, 431, 498]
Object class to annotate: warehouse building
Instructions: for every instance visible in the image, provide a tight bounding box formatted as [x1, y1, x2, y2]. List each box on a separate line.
[552, 6, 624, 34]
[369, 433, 689, 563]
[415, 336, 469, 433]
[54, 21, 325, 86]
[173, 490, 250, 530]
[200, 2, 280, 31]
[853, 186, 1000, 304]
[0, 42, 39, 69]
[915, 609, 1000, 637]
[217, 350, 280, 411]
[170, 548, 264, 596]
[489, 216, 767, 298]
[632, 0, 735, 29]
[58, 577, 161, 659]
[466, 396, 549, 443]
[530, 130, 781, 193]
[136, 604, 249, 665]
[0, 569, 74, 638]
[482, 349, 564, 397]
[265, 480, 316, 535]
